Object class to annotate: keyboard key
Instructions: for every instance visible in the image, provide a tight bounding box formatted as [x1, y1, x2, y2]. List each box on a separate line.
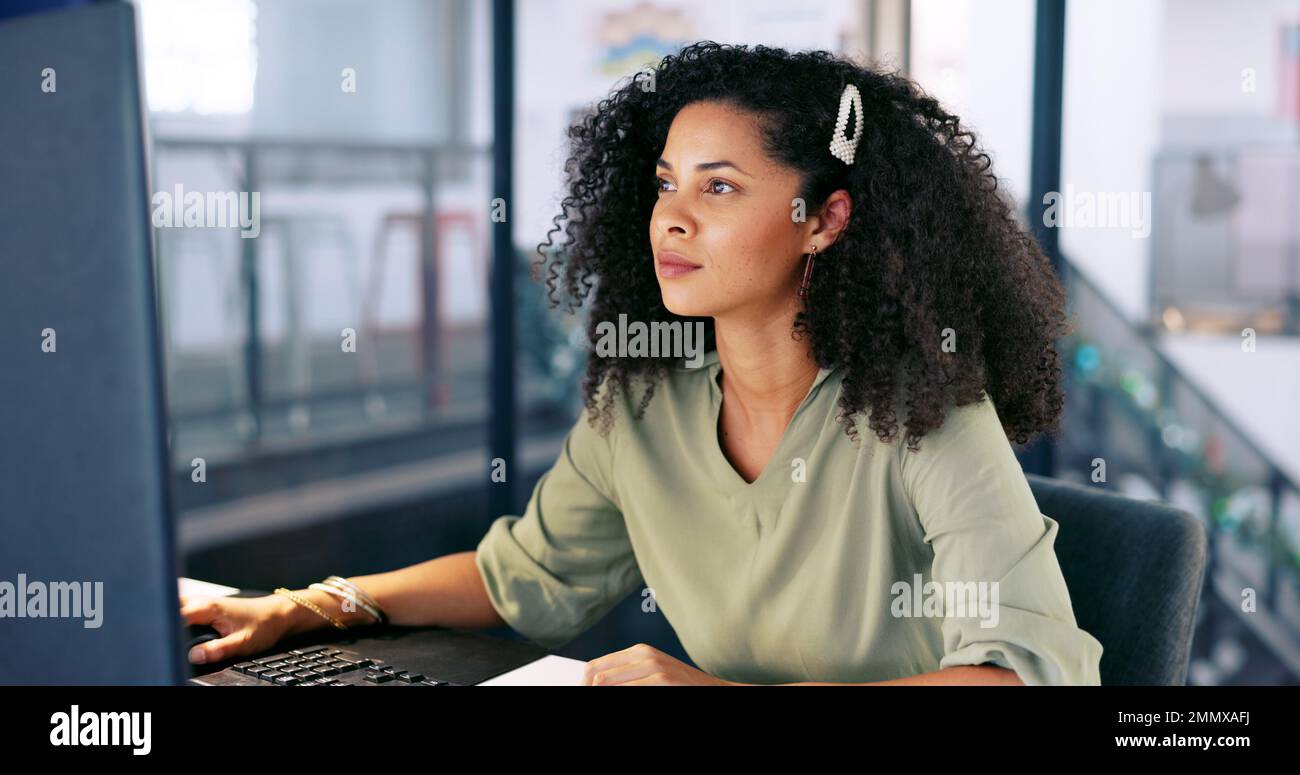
[252, 656, 283, 665]
[233, 662, 256, 672]
[316, 667, 340, 676]
[290, 645, 328, 656]
[246, 666, 270, 677]
[364, 671, 394, 683]
[259, 671, 285, 682]
[396, 672, 425, 683]
[275, 675, 302, 686]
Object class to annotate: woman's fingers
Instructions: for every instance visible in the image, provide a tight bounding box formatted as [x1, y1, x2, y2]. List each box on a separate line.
[179, 595, 221, 625]
[187, 628, 250, 665]
[590, 659, 659, 686]
[179, 595, 287, 666]
[613, 674, 667, 686]
[181, 596, 241, 663]
[583, 643, 661, 685]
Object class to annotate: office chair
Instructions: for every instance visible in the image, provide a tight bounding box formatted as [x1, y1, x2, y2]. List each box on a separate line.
[1026, 474, 1209, 685]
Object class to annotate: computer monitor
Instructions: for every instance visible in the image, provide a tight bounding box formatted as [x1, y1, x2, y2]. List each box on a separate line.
[0, 0, 185, 684]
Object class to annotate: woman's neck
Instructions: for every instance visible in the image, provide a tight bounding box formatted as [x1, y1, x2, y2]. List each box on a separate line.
[713, 315, 820, 428]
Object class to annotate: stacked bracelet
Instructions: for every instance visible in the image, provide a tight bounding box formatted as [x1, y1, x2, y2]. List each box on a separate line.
[310, 581, 385, 625]
[319, 575, 388, 626]
[325, 576, 382, 610]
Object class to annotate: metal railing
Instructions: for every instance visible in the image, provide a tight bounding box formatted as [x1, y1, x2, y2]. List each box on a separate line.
[1057, 255, 1300, 680]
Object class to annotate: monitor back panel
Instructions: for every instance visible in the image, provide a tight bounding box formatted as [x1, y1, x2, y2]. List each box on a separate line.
[0, 1, 184, 684]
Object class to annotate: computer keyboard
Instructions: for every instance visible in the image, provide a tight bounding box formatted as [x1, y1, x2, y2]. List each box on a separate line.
[228, 644, 463, 686]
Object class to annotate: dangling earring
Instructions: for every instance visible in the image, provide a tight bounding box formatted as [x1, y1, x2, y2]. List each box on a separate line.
[797, 245, 818, 299]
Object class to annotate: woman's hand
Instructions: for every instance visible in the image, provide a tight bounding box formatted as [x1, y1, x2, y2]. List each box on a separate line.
[179, 593, 300, 665]
[583, 643, 740, 685]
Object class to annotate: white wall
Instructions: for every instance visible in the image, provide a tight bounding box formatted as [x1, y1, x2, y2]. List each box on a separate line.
[1059, 0, 1165, 325]
[911, 0, 1036, 206]
[249, 0, 449, 142]
[1161, 0, 1300, 117]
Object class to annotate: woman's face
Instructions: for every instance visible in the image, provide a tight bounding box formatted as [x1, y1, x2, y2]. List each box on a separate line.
[649, 100, 814, 320]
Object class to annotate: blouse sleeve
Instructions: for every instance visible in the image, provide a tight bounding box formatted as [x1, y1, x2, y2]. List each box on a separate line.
[474, 399, 642, 651]
[898, 395, 1104, 685]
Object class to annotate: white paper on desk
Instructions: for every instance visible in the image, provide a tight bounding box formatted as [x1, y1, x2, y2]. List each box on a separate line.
[178, 577, 240, 599]
[478, 655, 588, 686]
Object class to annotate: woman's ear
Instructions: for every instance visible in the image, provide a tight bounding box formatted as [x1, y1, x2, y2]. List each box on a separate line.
[810, 189, 852, 247]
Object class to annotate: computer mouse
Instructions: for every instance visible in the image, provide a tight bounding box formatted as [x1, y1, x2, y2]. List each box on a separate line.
[185, 624, 222, 651]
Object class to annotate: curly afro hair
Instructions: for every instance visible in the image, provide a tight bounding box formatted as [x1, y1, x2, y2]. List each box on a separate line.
[534, 40, 1070, 452]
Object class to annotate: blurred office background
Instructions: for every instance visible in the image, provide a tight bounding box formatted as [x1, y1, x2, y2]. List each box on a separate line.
[131, 0, 1299, 683]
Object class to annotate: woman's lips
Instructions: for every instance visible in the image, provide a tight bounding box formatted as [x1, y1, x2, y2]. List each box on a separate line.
[657, 253, 701, 279]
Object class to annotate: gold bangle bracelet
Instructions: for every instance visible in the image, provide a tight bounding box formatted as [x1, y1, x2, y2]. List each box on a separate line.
[274, 587, 348, 630]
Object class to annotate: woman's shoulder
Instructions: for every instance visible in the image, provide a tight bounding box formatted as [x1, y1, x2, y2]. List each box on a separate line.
[675, 345, 720, 370]
[889, 390, 1014, 483]
[837, 382, 1004, 459]
[642, 348, 722, 403]
[575, 352, 719, 445]
[574, 356, 708, 430]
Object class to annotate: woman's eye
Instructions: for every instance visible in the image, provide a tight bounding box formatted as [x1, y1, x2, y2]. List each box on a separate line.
[654, 177, 734, 194]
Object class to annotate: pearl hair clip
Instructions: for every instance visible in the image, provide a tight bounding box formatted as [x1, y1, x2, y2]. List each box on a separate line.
[828, 83, 864, 165]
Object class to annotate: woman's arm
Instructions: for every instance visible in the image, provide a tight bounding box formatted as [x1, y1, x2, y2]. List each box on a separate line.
[583, 644, 1024, 685]
[750, 665, 1024, 686]
[286, 382, 631, 641]
[897, 396, 1105, 686]
[281, 551, 506, 636]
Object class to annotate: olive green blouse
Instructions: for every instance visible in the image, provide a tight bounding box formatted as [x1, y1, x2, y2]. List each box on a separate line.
[475, 349, 1104, 685]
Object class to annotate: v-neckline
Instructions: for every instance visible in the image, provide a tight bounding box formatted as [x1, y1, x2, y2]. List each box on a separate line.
[703, 352, 836, 496]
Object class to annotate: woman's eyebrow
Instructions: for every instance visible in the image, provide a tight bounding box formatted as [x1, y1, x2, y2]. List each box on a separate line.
[656, 158, 750, 176]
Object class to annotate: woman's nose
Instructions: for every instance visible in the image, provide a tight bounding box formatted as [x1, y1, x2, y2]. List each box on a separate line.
[654, 196, 695, 237]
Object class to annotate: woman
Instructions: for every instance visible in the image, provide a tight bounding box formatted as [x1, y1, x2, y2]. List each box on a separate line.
[182, 41, 1103, 686]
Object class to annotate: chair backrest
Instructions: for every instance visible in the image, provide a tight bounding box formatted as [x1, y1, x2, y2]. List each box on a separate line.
[1025, 474, 1208, 685]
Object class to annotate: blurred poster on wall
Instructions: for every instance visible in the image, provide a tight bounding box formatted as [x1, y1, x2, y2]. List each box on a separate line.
[1280, 22, 1300, 120]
